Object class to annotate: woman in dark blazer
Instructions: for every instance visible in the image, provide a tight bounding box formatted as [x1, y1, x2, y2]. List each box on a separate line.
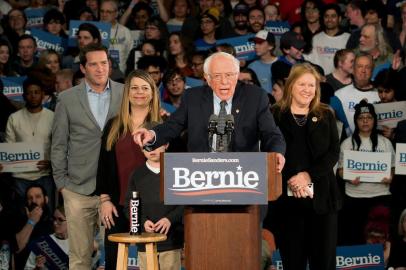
[272, 63, 341, 270]
[95, 70, 162, 269]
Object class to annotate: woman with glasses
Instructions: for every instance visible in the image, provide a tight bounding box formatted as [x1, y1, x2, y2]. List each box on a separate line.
[24, 205, 69, 269]
[338, 100, 395, 245]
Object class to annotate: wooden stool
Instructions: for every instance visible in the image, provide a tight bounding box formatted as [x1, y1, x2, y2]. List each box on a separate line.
[108, 232, 167, 270]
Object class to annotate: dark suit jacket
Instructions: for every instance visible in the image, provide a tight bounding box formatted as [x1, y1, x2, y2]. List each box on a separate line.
[273, 107, 342, 214]
[153, 82, 286, 154]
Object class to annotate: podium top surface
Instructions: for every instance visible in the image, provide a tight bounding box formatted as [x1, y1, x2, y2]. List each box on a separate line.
[108, 233, 167, 244]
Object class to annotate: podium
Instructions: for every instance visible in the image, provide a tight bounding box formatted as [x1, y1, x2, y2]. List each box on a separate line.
[160, 152, 281, 270]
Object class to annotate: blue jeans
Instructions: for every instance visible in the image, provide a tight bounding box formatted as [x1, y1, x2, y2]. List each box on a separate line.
[13, 175, 56, 214]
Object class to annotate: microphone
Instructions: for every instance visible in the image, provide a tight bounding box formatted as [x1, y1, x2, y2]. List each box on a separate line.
[208, 114, 218, 134]
[208, 114, 218, 151]
[225, 114, 234, 132]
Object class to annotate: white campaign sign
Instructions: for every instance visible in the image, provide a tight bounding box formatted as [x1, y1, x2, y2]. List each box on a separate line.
[395, 143, 406, 175]
[343, 150, 391, 182]
[0, 143, 44, 172]
[374, 101, 406, 129]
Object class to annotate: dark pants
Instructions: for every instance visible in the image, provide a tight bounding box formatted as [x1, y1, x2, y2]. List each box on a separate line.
[277, 199, 337, 270]
[104, 205, 129, 270]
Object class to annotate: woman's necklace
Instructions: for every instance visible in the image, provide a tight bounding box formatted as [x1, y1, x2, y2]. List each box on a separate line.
[291, 112, 308, 127]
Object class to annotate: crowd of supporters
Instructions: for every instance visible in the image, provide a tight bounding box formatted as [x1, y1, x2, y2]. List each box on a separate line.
[0, 0, 406, 269]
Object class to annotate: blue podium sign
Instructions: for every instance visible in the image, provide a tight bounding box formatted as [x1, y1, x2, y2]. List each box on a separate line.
[164, 152, 268, 205]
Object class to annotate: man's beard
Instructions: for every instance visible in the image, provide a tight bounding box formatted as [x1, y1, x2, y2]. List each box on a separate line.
[235, 22, 248, 30]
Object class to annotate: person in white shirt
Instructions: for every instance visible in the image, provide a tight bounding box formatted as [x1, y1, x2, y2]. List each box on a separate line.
[330, 54, 380, 136]
[100, 0, 133, 73]
[305, 3, 350, 74]
[5, 77, 55, 212]
[24, 205, 69, 270]
[338, 100, 394, 245]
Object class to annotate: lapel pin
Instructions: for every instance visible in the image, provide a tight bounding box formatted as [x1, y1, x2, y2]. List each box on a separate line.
[312, 117, 317, 122]
[236, 109, 240, 114]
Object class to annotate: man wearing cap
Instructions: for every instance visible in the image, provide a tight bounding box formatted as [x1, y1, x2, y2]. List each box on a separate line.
[181, 0, 233, 40]
[232, 3, 249, 36]
[248, 30, 277, 94]
[195, 7, 220, 50]
[271, 31, 306, 79]
[304, 4, 350, 75]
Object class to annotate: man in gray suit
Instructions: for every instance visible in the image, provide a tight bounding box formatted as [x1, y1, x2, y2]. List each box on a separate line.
[51, 44, 123, 269]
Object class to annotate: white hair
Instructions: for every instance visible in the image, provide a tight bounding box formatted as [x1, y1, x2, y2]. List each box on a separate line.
[203, 52, 240, 75]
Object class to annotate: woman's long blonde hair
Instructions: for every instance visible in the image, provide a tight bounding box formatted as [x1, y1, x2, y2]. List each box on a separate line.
[106, 70, 162, 150]
[276, 63, 328, 118]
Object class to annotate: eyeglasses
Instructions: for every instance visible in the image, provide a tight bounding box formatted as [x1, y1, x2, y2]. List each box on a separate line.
[357, 115, 373, 121]
[241, 79, 254, 85]
[208, 72, 238, 82]
[145, 26, 159, 31]
[192, 62, 204, 67]
[169, 77, 183, 84]
[53, 217, 67, 225]
[100, 9, 117, 14]
[305, 7, 318, 13]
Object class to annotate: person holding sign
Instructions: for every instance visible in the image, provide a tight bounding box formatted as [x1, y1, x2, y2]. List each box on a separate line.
[24, 205, 69, 270]
[5, 77, 55, 213]
[338, 100, 395, 245]
[271, 63, 341, 270]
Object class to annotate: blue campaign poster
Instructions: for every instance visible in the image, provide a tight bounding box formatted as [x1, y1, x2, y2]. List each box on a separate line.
[29, 235, 69, 270]
[24, 8, 48, 29]
[264, 21, 290, 56]
[272, 244, 385, 270]
[264, 21, 291, 37]
[2, 76, 26, 102]
[68, 20, 111, 48]
[185, 77, 204, 88]
[128, 245, 139, 270]
[30, 29, 66, 54]
[216, 34, 256, 61]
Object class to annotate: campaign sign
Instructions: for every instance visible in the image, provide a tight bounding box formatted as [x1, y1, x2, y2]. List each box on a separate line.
[30, 29, 66, 54]
[164, 153, 268, 205]
[264, 21, 290, 36]
[68, 20, 111, 47]
[2, 76, 26, 102]
[0, 142, 43, 172]
[24, 8, 47, 29]
[395, 143, 406, 175]
[185, 77, 204, 88]
[30, 235, 68, 270]
[272, 244, 384, 269]
[374, 101, 406, 129]
[167, 24, 182, 33]
[128, 245, 139, 270]
[130, 30, 144, 49]
[216, 34, 256, 61]
[265, 21, 290, 56]
[343, 150, 391, 182]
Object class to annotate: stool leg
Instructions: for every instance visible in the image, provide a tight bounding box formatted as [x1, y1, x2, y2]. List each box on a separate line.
[145, 242, 159, 270]
[116, 243, 129, 270]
